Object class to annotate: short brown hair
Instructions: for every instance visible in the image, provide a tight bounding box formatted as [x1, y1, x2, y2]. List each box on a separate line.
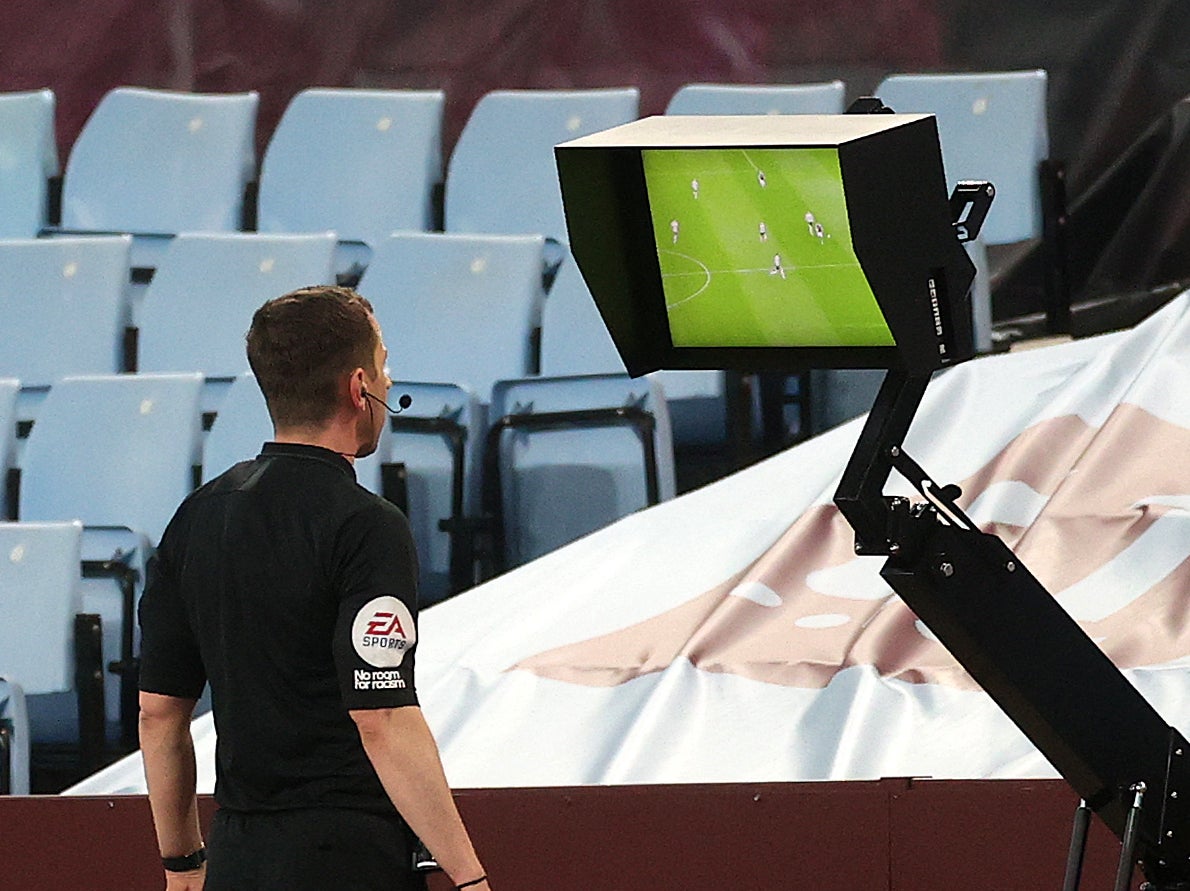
[246, 285, 379, 428]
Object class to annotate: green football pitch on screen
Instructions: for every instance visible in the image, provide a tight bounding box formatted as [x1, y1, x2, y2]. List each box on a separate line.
[642, 147, 896, 349]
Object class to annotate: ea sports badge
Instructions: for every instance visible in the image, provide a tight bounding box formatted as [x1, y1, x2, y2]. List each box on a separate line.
[352, 596, 416, 668]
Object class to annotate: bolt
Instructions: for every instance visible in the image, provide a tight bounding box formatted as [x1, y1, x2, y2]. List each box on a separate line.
[1006, 561, 1016, 572]
[890, 446, 901, 458]
[939, 562, 954, 578]
[1167, 830, 1174, 838]
[1173, 791, 1180, 799]
[889, 543, 901, 555]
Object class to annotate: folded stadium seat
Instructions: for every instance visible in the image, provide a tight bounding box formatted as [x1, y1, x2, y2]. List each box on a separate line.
[791, 70, 1053, 437]
[19, 372, 204, 748]
[356, 231, 546, 600]
[444, 87, 639, 279]
[202, 371, 392, 496]
[55, 87, 259, 295]
[257, 88, 445, 283]
[0, 89, 58, 239]
[665, 80, 846, 116]
[482, 254, 675, 569]
[0, 235, 133, 426]
[136, 232, 337, 415]
[0, 521, 95, 794]
[0, 379, 17, 521]
[538, 254, 627, 378]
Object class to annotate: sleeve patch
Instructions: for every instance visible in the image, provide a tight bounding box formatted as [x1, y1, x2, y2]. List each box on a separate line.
[351, 596, 416, 668]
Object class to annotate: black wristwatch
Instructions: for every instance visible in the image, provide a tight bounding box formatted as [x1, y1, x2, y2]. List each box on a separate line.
[162, 847, 207, 872]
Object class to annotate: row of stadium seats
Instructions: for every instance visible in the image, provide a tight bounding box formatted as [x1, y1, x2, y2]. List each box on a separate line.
[0, 73, 1049, 256]
[0, 71, 1053, 442]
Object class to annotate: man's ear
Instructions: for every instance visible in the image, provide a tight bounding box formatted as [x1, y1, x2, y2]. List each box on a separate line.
[349, 368, 368, 409]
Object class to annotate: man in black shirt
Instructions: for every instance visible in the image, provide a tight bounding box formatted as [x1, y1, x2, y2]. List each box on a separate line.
[138, 286, 490, 891]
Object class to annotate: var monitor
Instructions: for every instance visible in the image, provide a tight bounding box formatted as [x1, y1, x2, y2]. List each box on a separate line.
[555, 114, 977, 376]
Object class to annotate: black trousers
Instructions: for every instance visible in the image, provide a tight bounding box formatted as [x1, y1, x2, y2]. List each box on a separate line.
[205, 807, 430, 891]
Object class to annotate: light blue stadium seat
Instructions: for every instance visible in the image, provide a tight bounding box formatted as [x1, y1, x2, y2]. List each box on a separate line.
[504, 254, 677, 568]
[58, 87, 259, 271]
[0, 236, 132, 423]
[0, 379, 17, 521]
[876, 70, 1049, 351]
[876, 70, 1048, 247]
[0, 89, 58, 239]
[200, 372, 271, 484]
[137, 232, 337, 412]
[258, 88, 445, 278]
[665, 80, 846, 115]
[361, 232, 547, 396]
[445, 88, 639, 249]
[377, 382, 483, 604]
[358, 231, 546, 599]
[488, 374, 675, 569]
[539, 254, 627, 378]
[0, 521, 86, 794]
[19, 373, 204, 742]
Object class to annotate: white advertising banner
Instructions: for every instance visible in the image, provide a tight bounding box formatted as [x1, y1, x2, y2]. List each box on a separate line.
[69, 295, 1190, 794]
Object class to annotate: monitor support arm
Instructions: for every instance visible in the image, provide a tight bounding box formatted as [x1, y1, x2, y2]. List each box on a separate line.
[834, 368, 1190, 890]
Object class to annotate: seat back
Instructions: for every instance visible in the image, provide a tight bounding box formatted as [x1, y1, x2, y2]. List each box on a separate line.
[359, 232, 546, 398]
[0, 521, 83, 696]
[138, 232, 337, 379]
[0, 89, 58, 238]
[489, 374, 675, 568]
[201, 372, 271, 483]
[666, 81, 846, 115]
[540, 253, 627, 377]
[61, 87, 258, 234]
[445, 88, 639, 241]
[383, 382, 483, 604]
[875, 70, 1049, 245]
[20, 373, 204, 544]
[0, 236, 132, 388]
[259, 88, 445, 243]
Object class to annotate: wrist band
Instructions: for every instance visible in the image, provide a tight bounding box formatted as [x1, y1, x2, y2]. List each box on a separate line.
[162, 847, 207, 872]
[456, 876, 487, 889]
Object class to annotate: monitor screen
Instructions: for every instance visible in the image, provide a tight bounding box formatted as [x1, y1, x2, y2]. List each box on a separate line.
[556, 114, 976, 376]
[641, 147, 895, 350]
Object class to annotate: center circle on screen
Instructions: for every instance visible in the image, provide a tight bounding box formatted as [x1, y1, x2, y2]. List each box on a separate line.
[351, 596, 416, 668]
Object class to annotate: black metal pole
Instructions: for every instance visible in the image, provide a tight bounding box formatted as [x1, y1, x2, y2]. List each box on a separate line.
[1063, 799, 1093, 891]
[1115, 783, 1147, 891]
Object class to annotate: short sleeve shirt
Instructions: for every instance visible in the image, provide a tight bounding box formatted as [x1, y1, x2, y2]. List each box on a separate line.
[139, 442, 420, 814]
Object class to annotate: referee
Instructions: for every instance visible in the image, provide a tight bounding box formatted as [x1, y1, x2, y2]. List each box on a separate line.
[137, 286, 490, 891]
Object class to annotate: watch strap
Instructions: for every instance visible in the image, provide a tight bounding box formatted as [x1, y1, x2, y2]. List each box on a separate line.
[162, 847, 207, 872]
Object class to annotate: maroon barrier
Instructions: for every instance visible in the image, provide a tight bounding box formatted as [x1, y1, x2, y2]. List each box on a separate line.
[0, 779, 1142, 891]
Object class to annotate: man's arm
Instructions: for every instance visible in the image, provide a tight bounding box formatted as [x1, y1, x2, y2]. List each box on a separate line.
[139, 691, 205, 891]
[350, 705, 489, 889]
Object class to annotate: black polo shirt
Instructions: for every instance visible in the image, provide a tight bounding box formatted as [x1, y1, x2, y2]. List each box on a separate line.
[139, 442, 420, 814]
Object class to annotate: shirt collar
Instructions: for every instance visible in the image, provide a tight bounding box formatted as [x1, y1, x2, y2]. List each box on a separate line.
[260, 442, 357, 480]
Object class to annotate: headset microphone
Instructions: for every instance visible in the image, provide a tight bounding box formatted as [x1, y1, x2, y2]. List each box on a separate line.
[363, 390, 412, 415]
